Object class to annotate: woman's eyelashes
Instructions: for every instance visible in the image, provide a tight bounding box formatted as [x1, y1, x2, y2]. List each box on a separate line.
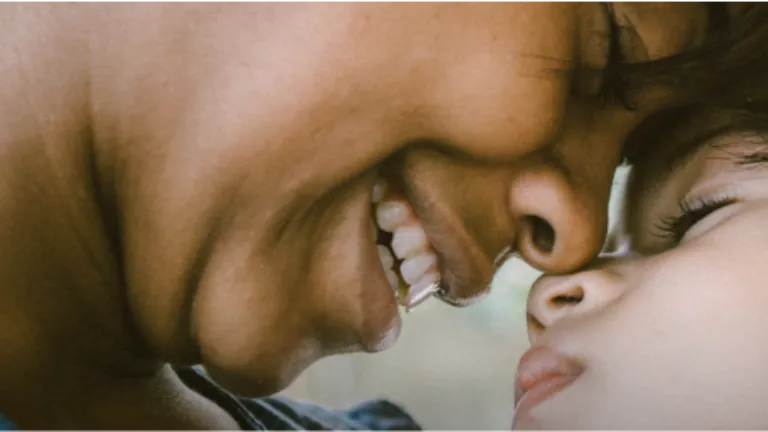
[654, 194, 738, 246]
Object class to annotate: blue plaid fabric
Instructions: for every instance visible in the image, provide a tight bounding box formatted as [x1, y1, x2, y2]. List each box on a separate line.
[176, 367, 421, 430]
[0, 413, 13, 430]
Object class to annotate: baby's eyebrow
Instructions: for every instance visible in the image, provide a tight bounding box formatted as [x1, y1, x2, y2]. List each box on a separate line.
[705, 130, 768, 169]
[732, 145, 768, 168]
[680, 118, 768, 172]
[626, 108, 768, 185]
[659, 126, 731, 173]
[623, 107, 732, 173]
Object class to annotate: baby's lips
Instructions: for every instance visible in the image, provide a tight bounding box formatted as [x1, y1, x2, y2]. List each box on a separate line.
[510, 346, 584, 429]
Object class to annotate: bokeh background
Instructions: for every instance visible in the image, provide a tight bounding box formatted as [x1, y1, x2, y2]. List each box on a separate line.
[280, 167, 629, 429]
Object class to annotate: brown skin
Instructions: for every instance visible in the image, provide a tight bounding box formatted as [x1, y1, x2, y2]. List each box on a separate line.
[0, 3, 713, 429]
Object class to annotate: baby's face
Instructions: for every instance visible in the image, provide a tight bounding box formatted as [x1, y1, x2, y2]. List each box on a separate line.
[514, 108, 768, 429]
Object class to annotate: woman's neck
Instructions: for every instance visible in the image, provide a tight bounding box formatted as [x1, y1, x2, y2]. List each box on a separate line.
[2, 364, 240, 430]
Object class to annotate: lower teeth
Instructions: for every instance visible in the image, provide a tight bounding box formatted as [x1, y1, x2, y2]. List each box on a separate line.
[388, 255, 440, 312]
[401, 281, 440, 312]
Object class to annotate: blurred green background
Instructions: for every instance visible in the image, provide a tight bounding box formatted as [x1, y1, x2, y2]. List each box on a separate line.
[280, 167, 628, 429]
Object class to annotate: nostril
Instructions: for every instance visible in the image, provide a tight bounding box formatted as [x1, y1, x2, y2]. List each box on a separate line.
[525, 215, 555, 254]
[548, 286, 584, 307]
[527, 312, 545, 332]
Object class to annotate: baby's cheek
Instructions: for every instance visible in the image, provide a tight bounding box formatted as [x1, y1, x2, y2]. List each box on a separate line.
[630, 247, 765, 336]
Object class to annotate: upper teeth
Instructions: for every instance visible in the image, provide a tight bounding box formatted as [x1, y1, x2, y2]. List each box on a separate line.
[400, 253, 436, 285]
[392, 225, 428, 259]
[376, 201, 409, 232]
[372, 179, 387, 203]
[372, 179, 440, 310]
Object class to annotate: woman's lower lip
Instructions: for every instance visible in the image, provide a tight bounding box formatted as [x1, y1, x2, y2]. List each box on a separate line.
[514, 374, 578, 421]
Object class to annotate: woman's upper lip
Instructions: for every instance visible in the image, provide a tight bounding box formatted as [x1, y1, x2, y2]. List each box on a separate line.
[385, 152, 509, 307]
[399, 185, 497, 306]
[515, 346, 584, 411]
[414, 212, 494, 306]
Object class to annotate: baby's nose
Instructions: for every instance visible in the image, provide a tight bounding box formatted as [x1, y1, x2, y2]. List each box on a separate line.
[526, 264, 624, 343]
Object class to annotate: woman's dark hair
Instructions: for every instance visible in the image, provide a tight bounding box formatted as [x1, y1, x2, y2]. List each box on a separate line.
[607, 3, 768, 113]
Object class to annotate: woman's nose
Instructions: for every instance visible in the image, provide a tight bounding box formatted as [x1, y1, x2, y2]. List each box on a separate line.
[509, 162, 611, 274]
[526, 262, 624, 343]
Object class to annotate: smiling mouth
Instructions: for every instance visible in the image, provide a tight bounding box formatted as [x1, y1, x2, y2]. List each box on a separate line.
[371, 160, 516, 312]
[371, 176, 443, 311]
[371, 149, 495, 310]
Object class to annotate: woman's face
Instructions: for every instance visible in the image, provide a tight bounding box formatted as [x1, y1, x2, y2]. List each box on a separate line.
[517, 109, 768, 429]
[101, 3, 717, 395]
